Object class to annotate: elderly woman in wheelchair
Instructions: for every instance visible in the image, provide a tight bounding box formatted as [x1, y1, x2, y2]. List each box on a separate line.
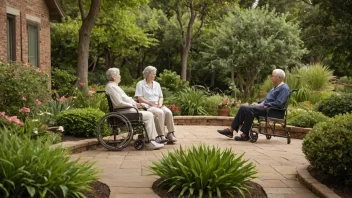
[96, 68, 164, 151]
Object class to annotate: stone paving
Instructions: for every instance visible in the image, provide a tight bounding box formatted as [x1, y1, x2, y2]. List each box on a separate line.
[70, 125, 317, 198]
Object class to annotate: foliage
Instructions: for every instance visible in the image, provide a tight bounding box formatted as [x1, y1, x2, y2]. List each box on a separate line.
[57, 108, 106, 137]
[175, 87, 208, 115]
[51, 68, 78, 97]
[37, 97, 73, 126]
[149, 144, 257, 197]
[156, 69, 189, 92]
[167, 104, 180, 116]
[338, 76, 352, 85]
[0, 128, 99, 198]
[204, 7, 306, 99]
[73, 88, 109, 113]
[119, 85, 136, 98]
[0, 62, 50, 117]
[315, 93, 352, 117]
[287, 111, 329, 128]
[302, 113, 352, 186]
[204, 95, 224, 116]
[298, 63, 333, 91]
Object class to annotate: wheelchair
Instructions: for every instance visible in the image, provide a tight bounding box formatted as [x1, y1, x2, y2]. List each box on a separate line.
[95, 91, 150, 151]
[249, 89, 297, 144]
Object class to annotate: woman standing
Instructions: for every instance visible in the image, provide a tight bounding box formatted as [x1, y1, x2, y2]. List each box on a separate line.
[135, 66, 177, 144]
[105, 68, 164, 150]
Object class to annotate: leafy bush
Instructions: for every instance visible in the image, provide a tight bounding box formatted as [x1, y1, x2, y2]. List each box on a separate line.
[149, 144, 257, 197]
[73, 88, 109, 113]
[0, 128, 99, 197]
[315, 93, 352, 117]
[37, 97, 73, 126]
[302, 113, 352, 186]
[204, 95, 224, 116]
[0, 62, 50, 116]
[287, 111, 329, 128]
[175, 87, 208, 115]
[51, 68, 78, 97]
[156, 69, 189, 92]
[338, 76, 352, 84]
[57, 108, 106, 137]
[299, 63, 332, 91]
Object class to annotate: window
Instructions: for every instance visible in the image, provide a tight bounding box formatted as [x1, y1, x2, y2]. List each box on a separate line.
[27, 23, 39, 67]
[7, 14, 16, 61]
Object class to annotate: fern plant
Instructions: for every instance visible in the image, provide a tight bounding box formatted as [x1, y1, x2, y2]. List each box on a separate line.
[149, 144, 257, 198]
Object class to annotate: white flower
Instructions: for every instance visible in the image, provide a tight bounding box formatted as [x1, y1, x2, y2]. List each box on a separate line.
[33, 128, 38, 135]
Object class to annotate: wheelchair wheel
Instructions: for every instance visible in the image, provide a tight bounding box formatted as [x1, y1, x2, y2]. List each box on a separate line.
[134, 139, 145, 150]
[96, 112, 133, 151]
[250, 132, 258, 143]
[266, 135, 272, 140]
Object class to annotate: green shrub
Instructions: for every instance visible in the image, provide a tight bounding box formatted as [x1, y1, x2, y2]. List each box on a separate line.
[51, 68, 78, 97]
[299, 63, 332, 91]
[119, 85, 136, 98]
[287, 111, 329, 128]
[149, 144, 257, 197]
[57, 108, 106, 137]
[38, 97, 73, 126]
[338, 76, 352, 84]
[156, 69, 189, 92]
[315, 93, 352, 117]
[0, 128, 99, 197]
[204, 95, 224, 116]
[302, 113, 352, 186]
[0, 62, 50, 116]
[175, 87, 208, 115]
[73, 89, 109, 113]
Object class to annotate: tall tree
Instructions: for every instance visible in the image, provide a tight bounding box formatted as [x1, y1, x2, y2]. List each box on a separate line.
[77, 0, 101, 94]
[151, 0, 238, 81]
[204, 7, 306, 99]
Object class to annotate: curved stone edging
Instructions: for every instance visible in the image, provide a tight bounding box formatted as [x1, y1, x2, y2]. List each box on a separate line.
[297, 165, 341, 198]
[50, 138, 99, 154]
[174, 116, 311, 139]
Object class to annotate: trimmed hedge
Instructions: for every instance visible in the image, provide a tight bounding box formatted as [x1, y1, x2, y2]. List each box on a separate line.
[57, 108, 106, 137]
[315, 93, 352, 117]
[302, 113, 352, 186]
[287, 111, 329, 128]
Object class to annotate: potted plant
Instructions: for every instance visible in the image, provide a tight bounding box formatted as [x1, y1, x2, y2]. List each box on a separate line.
[218, 98, 231, 116]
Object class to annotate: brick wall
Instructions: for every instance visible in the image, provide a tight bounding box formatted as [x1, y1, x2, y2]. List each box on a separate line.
[0, 0, 51, 76]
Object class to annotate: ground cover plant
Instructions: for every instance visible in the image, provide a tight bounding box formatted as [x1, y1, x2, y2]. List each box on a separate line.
[149, 144, 257, 197]
[0, 128, 99, 198]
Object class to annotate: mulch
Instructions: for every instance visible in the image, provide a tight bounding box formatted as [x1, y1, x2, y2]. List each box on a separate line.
[308, 166, 352, 198]
[82, 181, 110, 198]
[152, 178, 267, 198]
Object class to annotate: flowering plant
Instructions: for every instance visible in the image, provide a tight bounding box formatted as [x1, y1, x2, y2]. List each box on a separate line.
[168, 104, 180, 116]
[218, 98, 241, 109]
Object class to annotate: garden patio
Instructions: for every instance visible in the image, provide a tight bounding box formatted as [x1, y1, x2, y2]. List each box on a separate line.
[65, 125, 336, 198]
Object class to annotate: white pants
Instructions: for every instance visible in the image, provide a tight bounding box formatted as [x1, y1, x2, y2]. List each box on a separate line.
[147, 106, 175, 136]
[115, 108, 158, 141]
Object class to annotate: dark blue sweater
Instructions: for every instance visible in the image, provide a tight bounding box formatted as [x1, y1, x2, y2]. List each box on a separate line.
[263, 83, 290, 108]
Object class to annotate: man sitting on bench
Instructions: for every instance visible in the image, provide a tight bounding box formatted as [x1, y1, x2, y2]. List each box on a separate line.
[217, 69, 290, 141]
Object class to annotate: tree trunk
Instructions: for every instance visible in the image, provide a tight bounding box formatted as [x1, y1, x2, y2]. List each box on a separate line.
[76, 0, 101, 95]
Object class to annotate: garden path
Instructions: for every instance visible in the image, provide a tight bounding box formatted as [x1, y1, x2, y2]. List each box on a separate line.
[70, 125, 317, 198]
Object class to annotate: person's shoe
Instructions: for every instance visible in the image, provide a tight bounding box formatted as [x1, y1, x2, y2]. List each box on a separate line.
[155, 135, 168, 144]
[166, 132, 178, 143]
[146, 140, 164, 150]
[234, 135, 249, 141]
[217, 128, 233, 138]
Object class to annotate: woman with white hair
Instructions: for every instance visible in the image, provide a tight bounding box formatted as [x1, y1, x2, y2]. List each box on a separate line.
[135, 66, 177, 144]
[104, 68, 164, 150]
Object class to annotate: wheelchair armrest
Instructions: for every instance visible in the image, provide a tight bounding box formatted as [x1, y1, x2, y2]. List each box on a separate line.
[113, 106, 143, 121]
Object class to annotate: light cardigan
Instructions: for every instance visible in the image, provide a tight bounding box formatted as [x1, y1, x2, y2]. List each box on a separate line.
[105, 81, 136, 109]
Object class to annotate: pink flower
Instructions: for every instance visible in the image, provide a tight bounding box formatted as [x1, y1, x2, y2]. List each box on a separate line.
[24, 63, 28, 67]
[35, 99, 42, 105]
[79, 82, 85, 86]
[19, 107, 31, 113]
[91, 88, 97, 91]
[57, 96, 68, 103]
[88, 91, 94, 96]
[14, 119, 24, 126]
[0, 112, 5, 117]
[22, 96, 27, 101]
[36, 68, 41, 73]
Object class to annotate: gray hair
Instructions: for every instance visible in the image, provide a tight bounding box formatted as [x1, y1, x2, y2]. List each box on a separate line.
[273, 69, 286, 80]
[106, 68, 120, 81]
[143, 66, 157, 78]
